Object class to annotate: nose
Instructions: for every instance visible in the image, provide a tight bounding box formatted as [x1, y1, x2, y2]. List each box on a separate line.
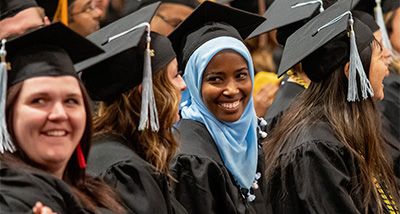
[177, 75, 187, 91]
[48, 102, 68, 121]
[92, 7, 102, 20]
[382, 45, 393, 64]
[222, 79, 239, 96]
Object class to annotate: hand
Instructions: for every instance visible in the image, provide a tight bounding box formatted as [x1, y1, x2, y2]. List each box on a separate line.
[253, 83, 279, 117]
[32, 202, 57, 214]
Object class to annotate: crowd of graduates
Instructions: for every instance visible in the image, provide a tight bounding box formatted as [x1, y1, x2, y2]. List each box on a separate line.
[0, 0, 399, 213]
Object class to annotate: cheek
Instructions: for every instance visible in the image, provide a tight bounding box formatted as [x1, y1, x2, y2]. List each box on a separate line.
[70, 108, 87, 137]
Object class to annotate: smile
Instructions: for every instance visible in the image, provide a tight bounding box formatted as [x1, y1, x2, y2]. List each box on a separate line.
[45, 130, 67, 136]
[218, 100, 240, 110]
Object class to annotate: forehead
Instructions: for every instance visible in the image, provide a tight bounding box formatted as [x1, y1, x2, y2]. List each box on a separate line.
[20, 76, 82, 95]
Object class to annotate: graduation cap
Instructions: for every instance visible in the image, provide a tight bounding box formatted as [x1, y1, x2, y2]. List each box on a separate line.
[168, 1, 265, 71]
[352, 10, 379, 33]
[0, 0, 38, 20]
[124, 0, 200, 13]
[0, 22, 103, 153]
[76, 2, 171, 131]
[277, 0, 375, 102]
[353, 0, 399, 52]
[248, 0, 362, 39]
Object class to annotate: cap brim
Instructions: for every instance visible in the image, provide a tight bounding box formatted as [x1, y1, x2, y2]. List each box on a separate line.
[6, 22, 104, 63]
[277, 0, 353, 77]
[74, 1, 161, 72]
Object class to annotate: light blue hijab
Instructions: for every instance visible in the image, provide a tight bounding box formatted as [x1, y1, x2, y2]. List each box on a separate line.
[180, 36, 258, 190]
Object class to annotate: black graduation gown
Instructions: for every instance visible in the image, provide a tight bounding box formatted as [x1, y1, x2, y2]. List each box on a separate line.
[264, 76, 305, 133]
[0, 163, 91, 214]
[380, 70, 400, 184]
[267, 122, 393, 214]
[86, 134, 188, 214]
[170, 119, 268, 214]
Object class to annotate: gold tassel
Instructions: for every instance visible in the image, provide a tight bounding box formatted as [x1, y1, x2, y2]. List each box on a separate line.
[53, 0, 69, 26]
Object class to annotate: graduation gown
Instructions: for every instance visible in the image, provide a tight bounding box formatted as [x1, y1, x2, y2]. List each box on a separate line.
[0, 163, 91, 214]
[267, 121, 393, 214]
[86, 134, 188, 214]
[380, 70, 400, 185]
[170, 119, 268, 214]
[264, 76, 305, 133]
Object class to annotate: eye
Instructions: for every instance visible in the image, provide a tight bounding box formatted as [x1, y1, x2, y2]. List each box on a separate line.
[32, 98, 45, 104]
[66, 98, 79, 105]
[236, 72, 248, 80]
[177, 70, 183, 76]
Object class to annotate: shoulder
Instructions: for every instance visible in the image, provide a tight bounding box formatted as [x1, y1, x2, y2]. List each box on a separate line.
[87, 134, 153, 177]
[0, 164, 85, 214]
[175, 119, 222, 163]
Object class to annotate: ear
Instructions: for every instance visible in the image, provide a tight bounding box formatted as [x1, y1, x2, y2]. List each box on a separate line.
[343, 62, 350, 79]
[138, 83, 143, 94]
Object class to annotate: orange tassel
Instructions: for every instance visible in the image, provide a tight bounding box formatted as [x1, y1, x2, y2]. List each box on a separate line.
[54, 0, 69, 26]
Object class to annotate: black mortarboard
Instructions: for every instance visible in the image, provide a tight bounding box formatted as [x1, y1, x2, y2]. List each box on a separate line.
[249, 0, 362, 39]
[277, 0, 375, 101]
[168, 1, 265, 71]
[5, 22, 103, 86]
[0, 22, 102, 153]
[352, 10, 379, 33]
[0, 0, 38, 20]
[76, 2, 175, 102]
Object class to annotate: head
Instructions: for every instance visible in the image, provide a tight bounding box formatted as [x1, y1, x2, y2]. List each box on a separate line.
[150, 3, 194, 36]
[0, 7, 50, 40]
[68, 0, 101, 37]
[201, 49, 252, 122]
[82, 31, 184, 173]
[4, 43, 94, 180]
[387, 8, 400, 53]
[6, 77, 92, 179]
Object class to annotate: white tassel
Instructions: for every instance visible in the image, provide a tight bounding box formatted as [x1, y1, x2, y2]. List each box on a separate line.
[247, 192, 256, 202]
[0, 39, 15, 153]
[138, 30, 159, 131]
[347, 17, 374, 102]
[291, 0, 324, 13]
[374, 0, 393, 52]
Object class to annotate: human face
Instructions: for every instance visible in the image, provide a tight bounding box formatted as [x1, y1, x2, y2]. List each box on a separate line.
[13, 76, 86, 177]
[390, 8, 400, 53]
[150, 3, 193, 36]
[69, 0, 101, 37]
[166, 59, 187, 124]
[373, 30, 392, 67]
[201, 50, 252, 123]
[369, 43, 389, 101]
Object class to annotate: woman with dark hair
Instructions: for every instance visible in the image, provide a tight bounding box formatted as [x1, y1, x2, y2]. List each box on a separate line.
[76, 4, 188, 213]
[264, 2, 399, 213]
[0, 23, 123, 214]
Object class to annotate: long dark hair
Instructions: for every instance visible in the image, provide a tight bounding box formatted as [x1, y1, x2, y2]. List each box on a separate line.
[93, 66, 180, 175]
[3, 79, 124, 213]
[264, 40, 399, 213]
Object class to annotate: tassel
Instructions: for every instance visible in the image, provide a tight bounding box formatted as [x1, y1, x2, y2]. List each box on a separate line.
[247, 192, 256, 202]
[291, 0, 324, 13]
[374, 0, 393, 52]
[76, 142, 86, 168]
[347, 16, 374, 102]
[0, 39, 15, 153]
[138, 26, 159, 132]
[259, 130, 267, 139]
[258, 117, 267, 126]
[53, 0, 69, 26]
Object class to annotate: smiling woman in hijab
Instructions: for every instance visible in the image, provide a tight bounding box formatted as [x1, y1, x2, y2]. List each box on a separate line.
[168, 2, 268, 214]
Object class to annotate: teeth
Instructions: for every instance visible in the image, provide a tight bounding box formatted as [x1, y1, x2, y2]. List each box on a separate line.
[220, 100, 240, 109]
[46, 131, 66, 136]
